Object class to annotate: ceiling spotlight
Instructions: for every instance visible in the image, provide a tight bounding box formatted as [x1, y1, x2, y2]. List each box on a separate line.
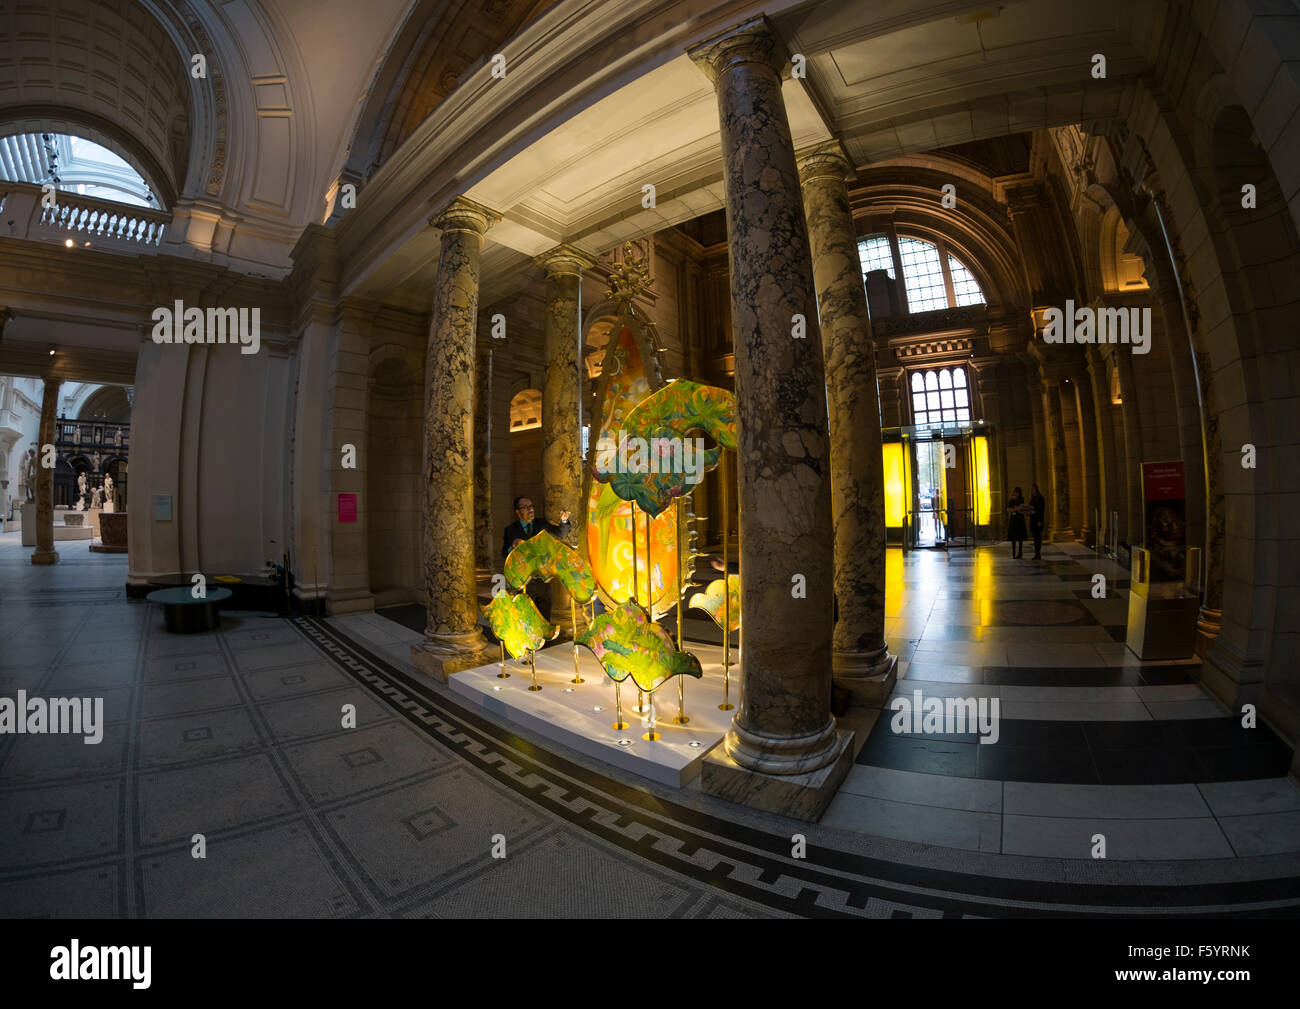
[64, 239, 73, 248]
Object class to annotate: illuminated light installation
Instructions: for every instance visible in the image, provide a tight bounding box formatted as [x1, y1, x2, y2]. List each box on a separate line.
[583, 318, 681, 616]
[882, 442, 906, 529]
[974, 434, 991, 526]
[581, 245, 739, 734]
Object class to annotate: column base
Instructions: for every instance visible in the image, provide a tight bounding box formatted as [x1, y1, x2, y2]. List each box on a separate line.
[1197, 634, 1264, 713]
[1195, 606, 1221, 657]
[700, 729, 853, 822]
[411, 629, 489, 683]
[1050, 529, 1075, 542]
[31, 548, 59, 565]
[832, 645, 898, 707]
[1078, 524, 1094, 547]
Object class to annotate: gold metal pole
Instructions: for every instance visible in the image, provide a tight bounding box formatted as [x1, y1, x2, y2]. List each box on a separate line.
[528, 650, 541, 691]
[612, 681, 627, 730]
[719, 454, 734, 711]
[674, 496, 689, 724]
[570, 597, 584, 684]
[497, 639, 509, 678]
[630, 502, 646, 715]
[643, 687, 659, 741]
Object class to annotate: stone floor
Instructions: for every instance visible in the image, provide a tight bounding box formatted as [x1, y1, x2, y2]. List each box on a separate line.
[2, 531, 1299, 917]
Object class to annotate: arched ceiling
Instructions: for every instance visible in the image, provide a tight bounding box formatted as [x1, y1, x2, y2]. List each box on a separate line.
[0, 0, 192, 207]
[347, 0, 557, 180]
[0, 0, 418, 274]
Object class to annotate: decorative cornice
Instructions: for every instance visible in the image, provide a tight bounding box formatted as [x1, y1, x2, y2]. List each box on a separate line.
[796, 140, 854, 185]
[429, 196, 501, 236]
[687, 16, 785, 84]
[534, 243, 597, 277]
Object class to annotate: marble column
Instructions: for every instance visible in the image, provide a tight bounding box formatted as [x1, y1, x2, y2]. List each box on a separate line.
[473, 340, 493, 574]
[690, 17, 851, 821]
[1069, 372, 1099, 547]
[411, 197, 500, 681]
[31, 377, 61, 565]
[797, 142, 896, 704]
[535, 245, 594, 634]
[1042, 378, 1073, 541]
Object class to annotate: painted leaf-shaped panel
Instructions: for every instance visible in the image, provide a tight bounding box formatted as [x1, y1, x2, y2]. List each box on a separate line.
[575, 599, 703, 693]
[482, 591, 559, 660]
[593, 379, 737, 518]
[687, 575, 741, 633]
[503, 529, 597, 603]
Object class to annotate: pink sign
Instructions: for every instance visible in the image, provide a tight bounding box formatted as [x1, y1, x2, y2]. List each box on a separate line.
[338, 493, 357, 523]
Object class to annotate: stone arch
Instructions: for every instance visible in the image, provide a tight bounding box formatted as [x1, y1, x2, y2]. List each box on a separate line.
[76, 385, 132, 423]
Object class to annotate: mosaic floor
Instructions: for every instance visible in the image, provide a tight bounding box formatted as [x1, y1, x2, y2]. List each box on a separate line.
[2, 532, 1298, 917]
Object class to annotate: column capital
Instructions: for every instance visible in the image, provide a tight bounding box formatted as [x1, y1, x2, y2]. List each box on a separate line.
[429, 196, 501, 237]
[796, 141, 855, 185]
[534, 243, 597, 277]
[688, 16, 787, 84]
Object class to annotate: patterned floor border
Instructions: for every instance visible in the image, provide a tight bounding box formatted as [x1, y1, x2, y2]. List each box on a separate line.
[296, 616, 1300, 919]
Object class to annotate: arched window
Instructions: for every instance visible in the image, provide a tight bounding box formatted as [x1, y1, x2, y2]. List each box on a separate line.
[858, 234, 986, 313]
[0, 133, 157, 208]
[910, 366, 971, 427]
[509, 389, 541, 432]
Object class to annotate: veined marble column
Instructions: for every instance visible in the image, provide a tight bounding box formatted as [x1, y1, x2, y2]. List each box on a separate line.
[1042, 378, 1073, 542]
[797, 142, 896, 705]
[31, 377, 61, 565]
[411, 197, 499, 681]
[474, 340, 493, 574]
[536, 245, 594, 633]
[690, 17, 851, 821]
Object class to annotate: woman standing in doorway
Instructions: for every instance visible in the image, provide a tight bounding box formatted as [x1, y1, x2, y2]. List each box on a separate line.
[1007, 487, 1027, 558]
[1029, 484, 1046, 560]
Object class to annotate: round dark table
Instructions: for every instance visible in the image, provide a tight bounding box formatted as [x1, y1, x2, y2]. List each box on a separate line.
[145, 586, 233, 633]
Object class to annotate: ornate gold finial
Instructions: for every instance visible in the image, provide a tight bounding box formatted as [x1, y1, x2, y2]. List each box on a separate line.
[604, 242, 653, 303]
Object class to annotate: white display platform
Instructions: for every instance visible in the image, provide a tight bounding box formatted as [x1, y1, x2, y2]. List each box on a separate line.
[450, 639, 741, 787]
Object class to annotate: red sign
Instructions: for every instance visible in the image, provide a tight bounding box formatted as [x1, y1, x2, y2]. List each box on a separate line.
[338, 493, 357, 523]
[1141, 461, 1185, 501]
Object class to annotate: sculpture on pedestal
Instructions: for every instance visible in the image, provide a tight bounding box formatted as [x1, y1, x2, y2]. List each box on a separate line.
[102, 474, 115, 513]
[24, 448, 36, 502]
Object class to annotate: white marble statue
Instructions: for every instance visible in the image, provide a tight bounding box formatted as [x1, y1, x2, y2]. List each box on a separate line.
[90, 487, 102, 509]
[77, 472, 87, 502]
[103, 474, 115, 513]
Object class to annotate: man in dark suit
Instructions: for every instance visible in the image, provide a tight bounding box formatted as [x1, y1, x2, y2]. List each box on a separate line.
[502, 496, 571, 619]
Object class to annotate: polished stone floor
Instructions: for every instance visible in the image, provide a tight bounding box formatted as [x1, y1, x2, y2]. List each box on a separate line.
[2, 531, 1298, 917]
